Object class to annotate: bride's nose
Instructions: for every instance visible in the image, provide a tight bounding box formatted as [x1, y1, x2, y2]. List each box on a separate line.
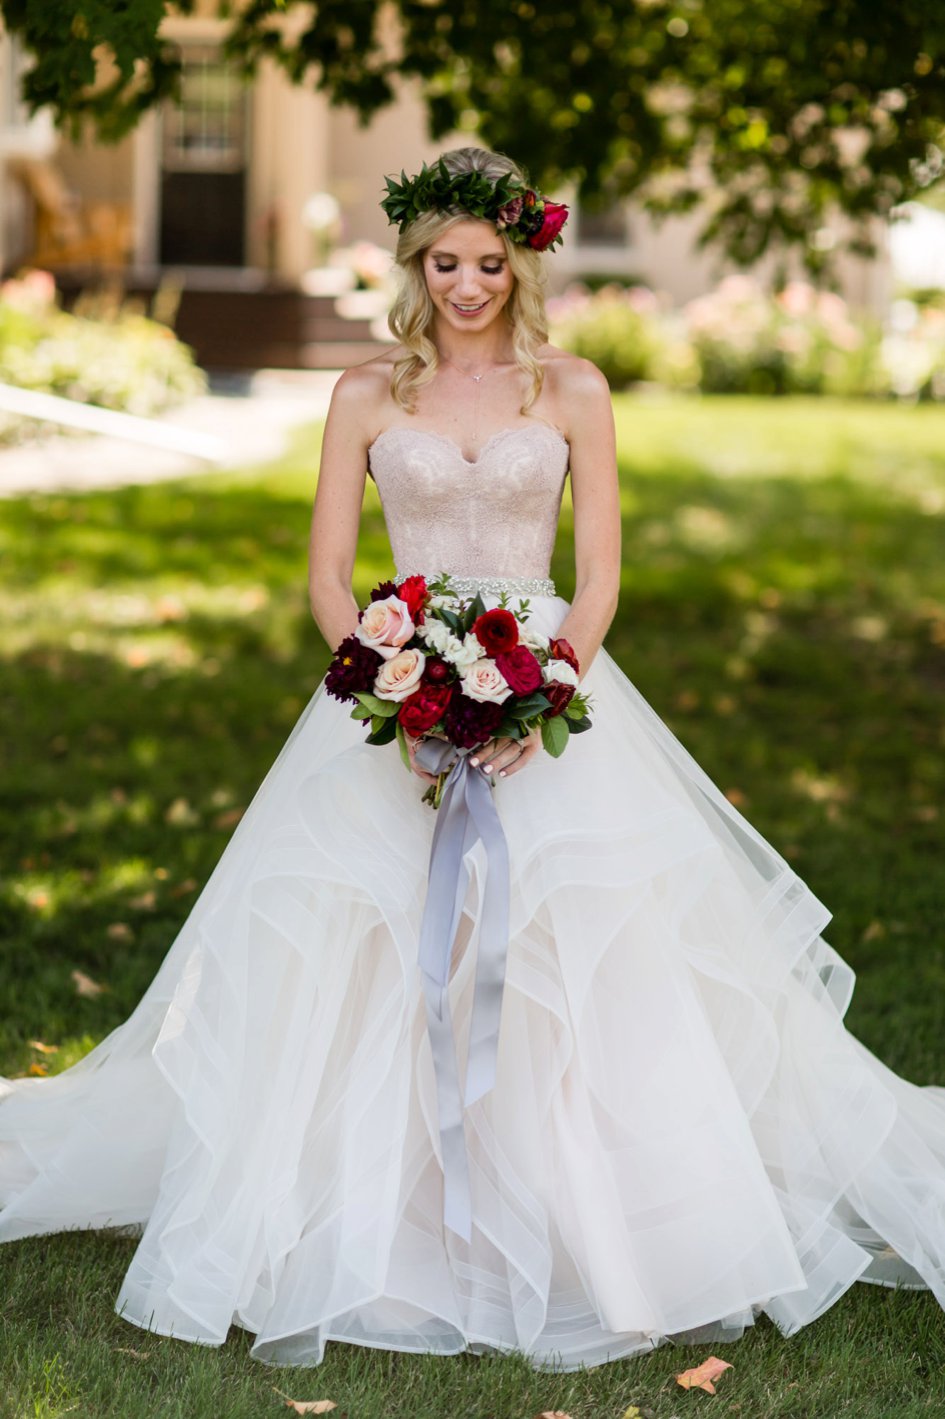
[453, 267, 484, 297]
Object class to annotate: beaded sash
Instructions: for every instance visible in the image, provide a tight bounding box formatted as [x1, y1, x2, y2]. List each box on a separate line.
[398, 571, 557, 598]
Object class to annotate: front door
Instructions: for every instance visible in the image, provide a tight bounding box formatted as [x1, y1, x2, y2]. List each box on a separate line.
[159, 43, 249, 266]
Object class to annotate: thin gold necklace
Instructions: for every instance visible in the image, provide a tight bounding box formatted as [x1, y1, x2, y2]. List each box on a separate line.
[441, 353, 506, 449]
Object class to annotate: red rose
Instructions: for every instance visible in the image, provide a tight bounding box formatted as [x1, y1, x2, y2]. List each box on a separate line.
[549, 636, 580, 673]
[529, 201, 569, 252]
[544, 680, 576, 717]
[396, 574, 427, 625]
[399, 681, 452, 736]
[495, 644, 543, 694]
[471, 607, 519, 656]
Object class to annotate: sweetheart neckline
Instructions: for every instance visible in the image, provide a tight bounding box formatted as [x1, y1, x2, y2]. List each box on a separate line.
[367, 423, 569, 467]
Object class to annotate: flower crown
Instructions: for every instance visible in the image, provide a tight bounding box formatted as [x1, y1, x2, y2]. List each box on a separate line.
[380, 157, 569, 253]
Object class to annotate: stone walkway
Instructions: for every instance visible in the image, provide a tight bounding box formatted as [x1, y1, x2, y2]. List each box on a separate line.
[0, 368, 342, 498]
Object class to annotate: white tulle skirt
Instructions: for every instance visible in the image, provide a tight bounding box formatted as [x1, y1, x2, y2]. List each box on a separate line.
[2, 589, 944, 1372]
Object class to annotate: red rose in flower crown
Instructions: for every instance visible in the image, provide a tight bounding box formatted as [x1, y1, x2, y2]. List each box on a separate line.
[396, 574, 428, 625]
[530, 201, 570, 253]
[399, 681, 452, 736]
[549, 636, 580, 673]
[471, 607, 519, 656]
[495, 644, 543, 695]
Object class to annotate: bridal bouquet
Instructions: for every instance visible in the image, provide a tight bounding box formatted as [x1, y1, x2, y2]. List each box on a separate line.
[325, 571, 594, 808]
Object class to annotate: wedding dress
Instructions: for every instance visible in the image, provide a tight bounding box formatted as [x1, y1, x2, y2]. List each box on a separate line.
[1, 421, 944, 1373]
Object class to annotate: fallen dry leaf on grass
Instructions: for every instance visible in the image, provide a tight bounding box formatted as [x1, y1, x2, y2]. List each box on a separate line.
[273, 1394, 337, 1415]
[71, 969, 106, 998]
[113, 1347, 151, 1359]
[27, 1062, 48, 1076]
[675, 1355, 733, 1394]
[28, 1040, 59, 1054]
[532, 1411, 574, 1418]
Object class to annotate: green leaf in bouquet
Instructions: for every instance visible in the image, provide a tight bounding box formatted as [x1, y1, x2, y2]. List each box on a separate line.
[438, 607, 464, 635]
[350, 703, 374, 721]
[461, 592, 487, 632]
[507, 692, 552, 718]
[495, 719, 524, 740]
[541, 713, 570, 758]
[354, 690, 400, 717]
[366, 714, 399, 746]
[394, 717, 412, 770]
[566, 715, 593, 734]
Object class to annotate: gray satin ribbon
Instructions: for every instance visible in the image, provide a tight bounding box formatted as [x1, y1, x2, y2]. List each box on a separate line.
[414, 735, 511, 1242]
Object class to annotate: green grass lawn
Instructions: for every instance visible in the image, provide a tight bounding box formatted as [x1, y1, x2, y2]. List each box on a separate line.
[1, 393, 944, 1417]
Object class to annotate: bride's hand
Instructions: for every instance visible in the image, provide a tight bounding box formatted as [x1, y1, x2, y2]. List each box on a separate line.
[405, 732, 441, 784]
[471, 726, 542, 779]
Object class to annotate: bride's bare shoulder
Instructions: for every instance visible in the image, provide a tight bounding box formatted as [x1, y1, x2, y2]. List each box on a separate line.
[330, 345, 402, 403]
[538, 343, 612, 400]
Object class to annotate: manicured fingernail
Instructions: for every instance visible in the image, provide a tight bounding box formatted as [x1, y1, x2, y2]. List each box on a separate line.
[483, 763, 492, 772]
[499, 770, 507, 777]
[470, 758, 479, 766]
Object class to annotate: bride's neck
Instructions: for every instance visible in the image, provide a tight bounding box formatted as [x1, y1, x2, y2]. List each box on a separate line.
[432, 320, 515, 369]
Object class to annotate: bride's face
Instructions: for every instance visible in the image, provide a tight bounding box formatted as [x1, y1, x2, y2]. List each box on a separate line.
[422, 219, 515, 333]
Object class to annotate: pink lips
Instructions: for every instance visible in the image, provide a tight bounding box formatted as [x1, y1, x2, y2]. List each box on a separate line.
[449, 300, 490, 319]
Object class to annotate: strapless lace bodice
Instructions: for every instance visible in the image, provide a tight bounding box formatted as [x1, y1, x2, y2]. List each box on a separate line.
[367, 424, 570, 581]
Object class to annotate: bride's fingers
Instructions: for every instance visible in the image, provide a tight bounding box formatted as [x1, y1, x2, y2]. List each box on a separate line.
[497, 729, 541, 777]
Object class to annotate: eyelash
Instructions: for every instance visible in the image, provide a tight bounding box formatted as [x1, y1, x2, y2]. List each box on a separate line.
[433, 264, 503, 275]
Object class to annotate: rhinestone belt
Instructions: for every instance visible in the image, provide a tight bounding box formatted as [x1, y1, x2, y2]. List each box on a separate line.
[399, 571, 557, 598]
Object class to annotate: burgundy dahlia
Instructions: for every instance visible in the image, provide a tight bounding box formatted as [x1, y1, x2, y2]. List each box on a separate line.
[368, 579, 400, 603]
[442, 685, 505, 750]
[325, 634, 383, 704]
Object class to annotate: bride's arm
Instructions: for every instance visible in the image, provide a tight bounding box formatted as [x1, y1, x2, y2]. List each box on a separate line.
[308, 367, 375, 649]
[551, 357, 622, 680]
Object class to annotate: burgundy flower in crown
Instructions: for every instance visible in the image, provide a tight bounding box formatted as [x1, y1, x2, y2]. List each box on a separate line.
[380, 157, 569, 252]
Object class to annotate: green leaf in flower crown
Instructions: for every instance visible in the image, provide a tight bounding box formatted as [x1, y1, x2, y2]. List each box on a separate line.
[541, 713, 570, 757]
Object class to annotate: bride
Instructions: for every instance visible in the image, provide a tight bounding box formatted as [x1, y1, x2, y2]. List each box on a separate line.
[1, 144, 944, 1375]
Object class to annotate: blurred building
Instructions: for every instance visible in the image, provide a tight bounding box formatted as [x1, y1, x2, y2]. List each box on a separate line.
[0, 11, 893, 368]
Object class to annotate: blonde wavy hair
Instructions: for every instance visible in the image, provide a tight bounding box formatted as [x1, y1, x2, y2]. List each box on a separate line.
[386, 147, 550, 415]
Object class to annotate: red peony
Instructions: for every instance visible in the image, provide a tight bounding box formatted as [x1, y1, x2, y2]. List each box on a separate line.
[399, 681, 452, 736]
[471, 607, 519, 656]
[544, 680, 576, 717]
[529, 201, 569, 252]
[396, 574, 427, 625]
[549, 636, 580, 673]
[495, 644, 543, 694]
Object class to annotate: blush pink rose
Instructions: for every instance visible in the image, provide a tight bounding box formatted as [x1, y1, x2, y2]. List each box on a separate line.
[374, 647, 425, 701]
[460, 658, 513, 705]
[355, 595, 415, 661]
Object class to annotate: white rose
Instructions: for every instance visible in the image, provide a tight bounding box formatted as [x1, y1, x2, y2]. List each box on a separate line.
[543, 658, 579, 688]
[355, 595, 415, 661]
[447, 631, 485, 668]
[374, 647, 425, 701]
[521, 626, 549, 651]
[461, 658, 513, 704]
[418, 618, 452, 654]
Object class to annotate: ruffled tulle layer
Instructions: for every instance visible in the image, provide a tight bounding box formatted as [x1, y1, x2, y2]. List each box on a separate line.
[1, 592, 944, 1372]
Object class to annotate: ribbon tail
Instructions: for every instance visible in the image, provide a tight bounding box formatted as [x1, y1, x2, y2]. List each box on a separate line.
[417, 758, 472, 1019]
[420, 962, 473, 1242]
[462, 768, 512, 1107]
